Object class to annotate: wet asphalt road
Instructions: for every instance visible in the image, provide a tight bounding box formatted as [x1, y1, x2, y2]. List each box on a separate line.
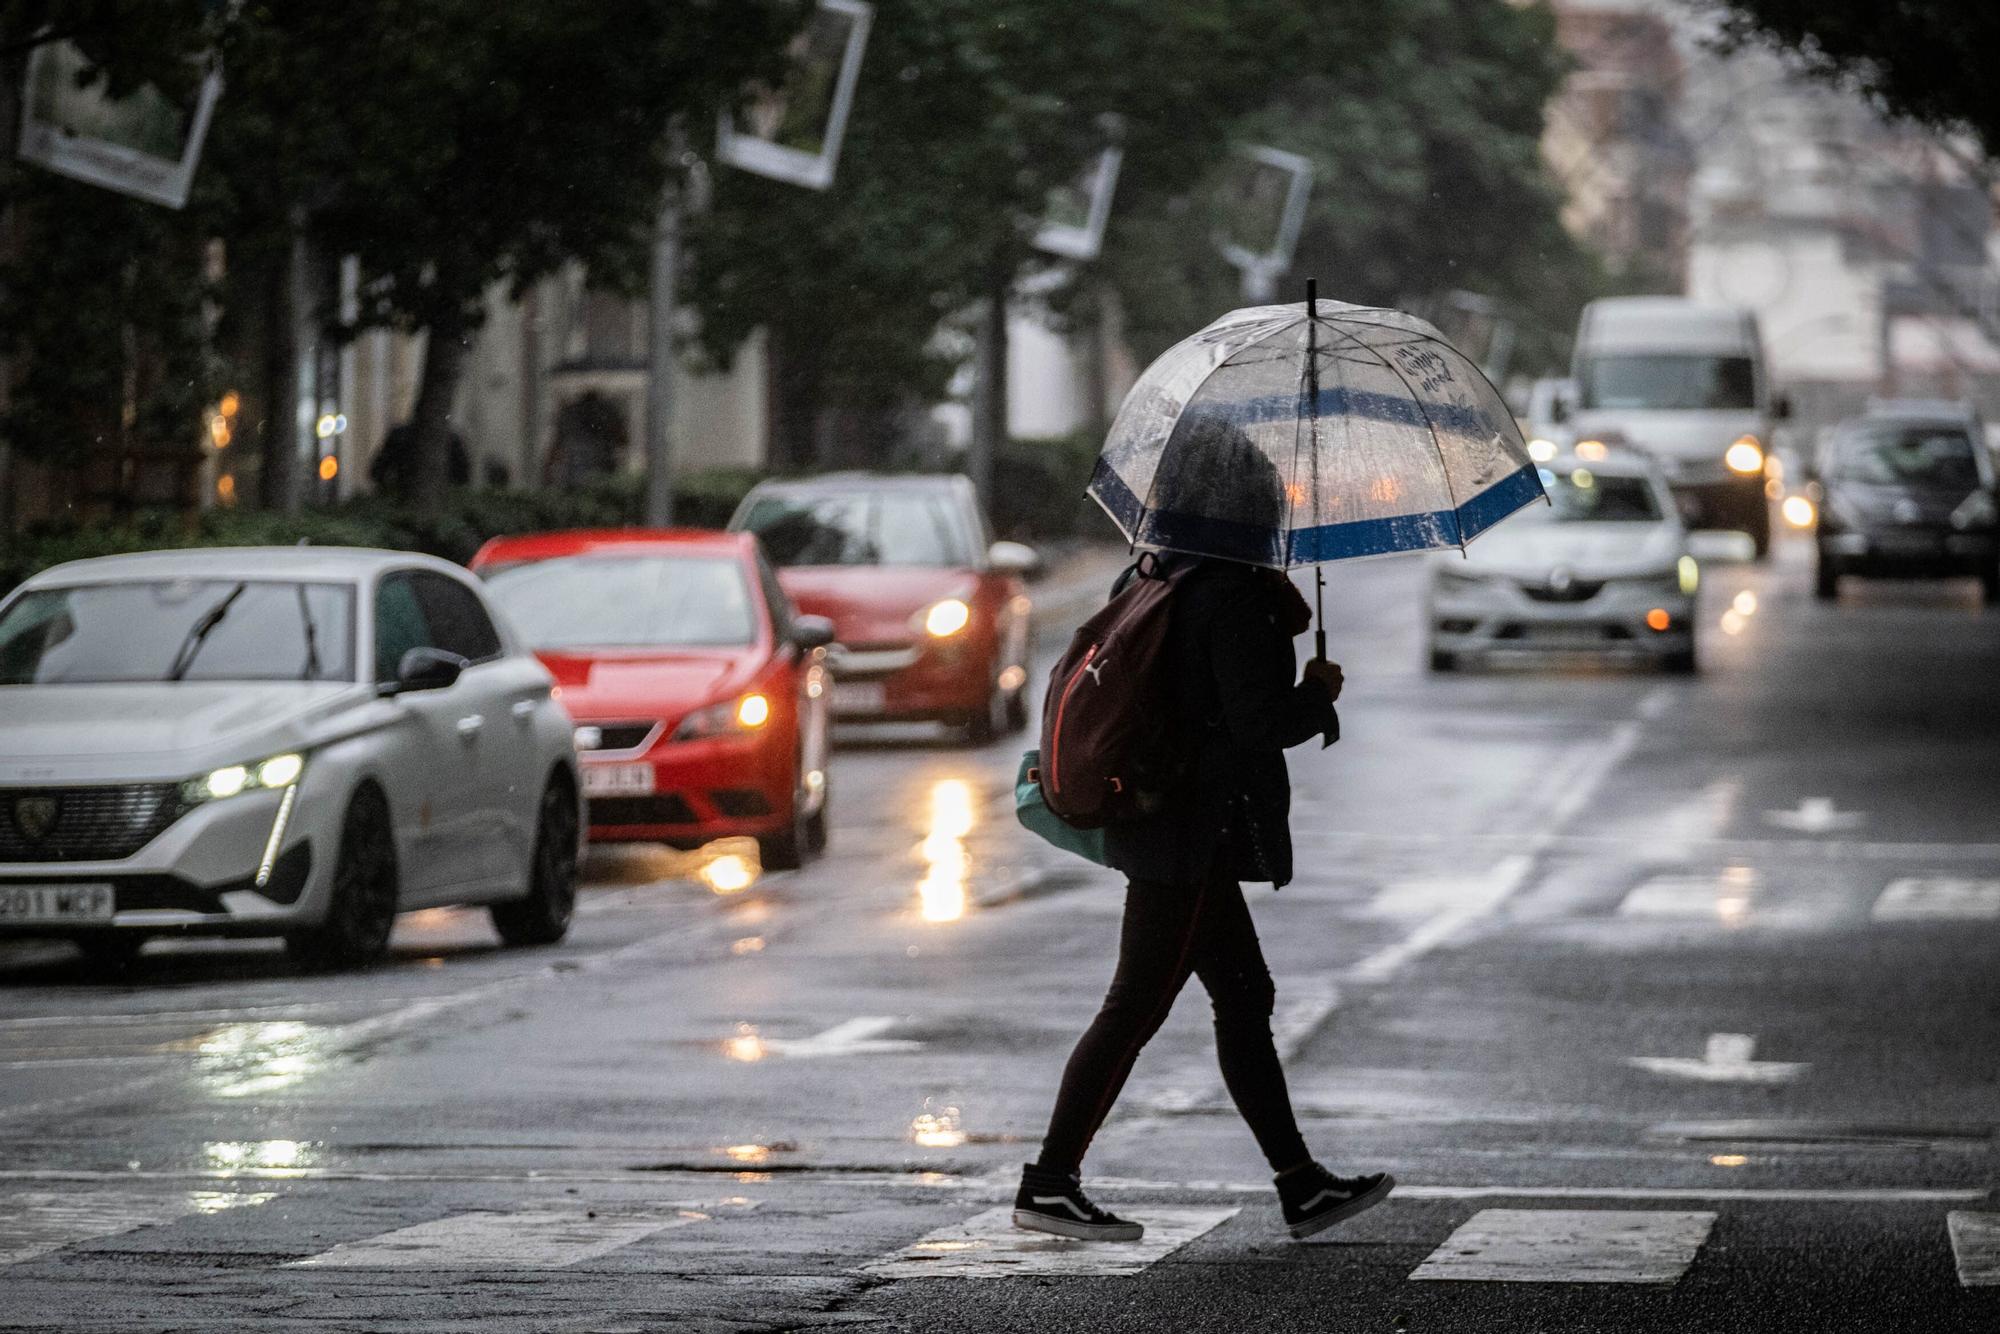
[1, 533, 1997, 1332]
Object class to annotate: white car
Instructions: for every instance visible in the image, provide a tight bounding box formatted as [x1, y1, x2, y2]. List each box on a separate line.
[1426, 451, 1700, 673]
[0, 548, 583, 970]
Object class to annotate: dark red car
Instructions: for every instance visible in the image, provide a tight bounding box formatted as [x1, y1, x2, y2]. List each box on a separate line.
[727, 474, 1038, 743]
[471, 530, 834, 868]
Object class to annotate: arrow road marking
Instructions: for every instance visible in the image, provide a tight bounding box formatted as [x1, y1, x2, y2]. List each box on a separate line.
[1762, 797, 1863, 834]
[761, 1017, 922, 1059]
[1628, 1033, 1808, 1084]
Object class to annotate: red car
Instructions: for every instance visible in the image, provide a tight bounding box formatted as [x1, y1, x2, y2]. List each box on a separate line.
[471, 530, 834, 868]
[728, 474, 1038, 742]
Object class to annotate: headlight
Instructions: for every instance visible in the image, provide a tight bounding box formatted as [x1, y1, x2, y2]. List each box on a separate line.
[1526, 438, 1558, 463]
[1725, 437, 1764, 475]
[674, 694, 772, 742]
[1781, 495, 1817, 529]
[184, 752, 304, 804]
[1677, 555, 1700, 596]
[1951, 490, 1998, 530]
[922, 599, 971, 638]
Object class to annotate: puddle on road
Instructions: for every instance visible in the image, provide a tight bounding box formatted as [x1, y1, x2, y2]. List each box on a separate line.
[156, 1020, 333, 1099]
[916, 779, 975, 923]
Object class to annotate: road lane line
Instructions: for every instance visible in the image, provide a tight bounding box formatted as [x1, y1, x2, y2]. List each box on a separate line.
[290, 1207, 711, 1269]
[1947, 1212, 2000, 1287]
[1409, 1208, 1714, 1283]
[0, 1189, 272, 1266]
[1871, 878, 2000, 922]
[859, 1205, 1236, 1279]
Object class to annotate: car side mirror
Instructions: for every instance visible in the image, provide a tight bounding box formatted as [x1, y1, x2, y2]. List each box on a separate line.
[988, 540, 1042, 577]
[385, 646, 467, 695]
[1772, 392, 1794, 421]
[791, 614, 837, 651]
[1549, 392, 1572, 425]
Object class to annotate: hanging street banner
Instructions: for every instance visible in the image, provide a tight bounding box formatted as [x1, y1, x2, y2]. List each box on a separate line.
[1214, 144, 1314, 290]
[716, 0, 873, 192]
[17, 40, 222, 210]
[1034, 138, 1124, 262]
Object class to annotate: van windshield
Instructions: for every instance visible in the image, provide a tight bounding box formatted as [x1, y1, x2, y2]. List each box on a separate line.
[1580, 354, 1755, 411]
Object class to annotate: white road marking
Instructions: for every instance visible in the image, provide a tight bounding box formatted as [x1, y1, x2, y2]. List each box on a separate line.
[1409, 1208, 1715, 1284]
[1872, 878, 2000, 922]
[1347, 719, 1644, 984]
[1947, 1212, 2000, 1287]
[0, 1190, 272, 1266]
[291, 1207, 711, 1269]
[1762, 797, 1863, 834]
[1628, 1032, 1808, 1084]
[761, 1016, 922, 1058]
[860, 1205, 1236, 1279]
[1618, 868, 1761, 925]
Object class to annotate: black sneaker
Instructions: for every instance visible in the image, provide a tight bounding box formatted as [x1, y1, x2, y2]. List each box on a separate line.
[1012, 1164, 1145, 1241]
[1276, 1163, 1394, 1240]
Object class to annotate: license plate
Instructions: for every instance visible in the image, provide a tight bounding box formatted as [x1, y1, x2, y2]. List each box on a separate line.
[583, 763, 655, 797]
[0, 883, 114, 923]
[830, 681, 887, 713]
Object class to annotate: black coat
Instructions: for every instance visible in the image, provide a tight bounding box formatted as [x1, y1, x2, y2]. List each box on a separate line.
[1102, 556, 1336, 888]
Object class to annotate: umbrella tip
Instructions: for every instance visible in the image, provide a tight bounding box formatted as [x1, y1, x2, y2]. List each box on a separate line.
[1306, 278, 1317, 316]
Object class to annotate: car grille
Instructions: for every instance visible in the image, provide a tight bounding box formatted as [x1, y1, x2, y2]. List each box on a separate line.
[1519, 580, 1605, 604]
[0, 784, 188, 863]
[588, 794, 699, 826]
[586, 722, 658, 752]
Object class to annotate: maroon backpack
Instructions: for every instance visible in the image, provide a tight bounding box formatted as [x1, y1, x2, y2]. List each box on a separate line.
[1036, 555, 1195, 828]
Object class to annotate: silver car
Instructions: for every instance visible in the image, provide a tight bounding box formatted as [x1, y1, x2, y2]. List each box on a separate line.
[0, 548, 582, 970]
[1426, 451, 1700, 673]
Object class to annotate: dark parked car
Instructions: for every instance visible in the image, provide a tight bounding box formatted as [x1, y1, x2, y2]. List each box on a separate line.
[1811, 406, 1999, 603]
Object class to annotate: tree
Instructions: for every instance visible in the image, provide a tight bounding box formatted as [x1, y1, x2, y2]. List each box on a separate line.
[206, 0, 805, 511]
[1712, 2, 2000, 157]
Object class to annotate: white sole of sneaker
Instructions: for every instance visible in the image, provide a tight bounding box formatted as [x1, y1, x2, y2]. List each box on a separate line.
[1012, 1208, 1145, 1242]
[1286, 1173, 1396, 1241]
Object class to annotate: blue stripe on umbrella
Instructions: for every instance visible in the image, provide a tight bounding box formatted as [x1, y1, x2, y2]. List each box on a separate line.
[1089, 458, 1546, 567]
[1283, 464, 1546, 562]
[1199, 386, 1497, 441]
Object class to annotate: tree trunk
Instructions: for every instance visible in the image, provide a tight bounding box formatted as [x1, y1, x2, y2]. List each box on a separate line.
[256, 241, 300, 512]
[764, 322, 823, 472]
[409, 310, 471, 512]
[968, 276, 1009, 505]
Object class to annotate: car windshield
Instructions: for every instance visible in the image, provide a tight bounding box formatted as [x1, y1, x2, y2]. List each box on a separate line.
[1520, 469, 1664, 523]
[1580, 354, 1755, 411]
[1829, 424, 1982, 488]
[0, 579, 356, 685]
[738, 491, 971, 567]
[482, 555, 756, 649]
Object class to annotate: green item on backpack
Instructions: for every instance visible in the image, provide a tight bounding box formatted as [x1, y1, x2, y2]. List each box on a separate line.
[1014, 748, 1108, 867]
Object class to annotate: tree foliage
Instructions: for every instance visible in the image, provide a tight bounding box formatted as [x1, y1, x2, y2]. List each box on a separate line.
[1713, 1, 2000, 157]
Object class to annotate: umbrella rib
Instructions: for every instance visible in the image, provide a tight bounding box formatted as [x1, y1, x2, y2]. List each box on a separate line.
[1319, 321, 1467, 553]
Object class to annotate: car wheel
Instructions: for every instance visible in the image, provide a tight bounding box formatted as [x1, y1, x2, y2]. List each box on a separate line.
[287, 786, 398, 972]
[1814, 548, 1839, 600]
[490, 777, 579, 948]
[1981, 558, 2000, 608]
[1746, 502, 1772, 561]
[963, 681, 1009, 745]
[804, 782, 830, 857]
[1428, 646, 1459, 673]
[1663, 644, 1699, 674]
[1003, 678, 1031, 735]
[759, 758, 813, 872]
[71, 933, 147, 974]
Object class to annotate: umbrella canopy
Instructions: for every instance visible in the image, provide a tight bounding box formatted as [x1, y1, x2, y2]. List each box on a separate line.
[1088, 297, 1545, 569]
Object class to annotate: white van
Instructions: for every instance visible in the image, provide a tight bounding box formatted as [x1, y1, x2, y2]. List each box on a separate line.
[1562, 297, 1788, 556]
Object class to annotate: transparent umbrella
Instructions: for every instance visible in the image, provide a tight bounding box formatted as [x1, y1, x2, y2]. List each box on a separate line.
[1088, 283, 1546, 652]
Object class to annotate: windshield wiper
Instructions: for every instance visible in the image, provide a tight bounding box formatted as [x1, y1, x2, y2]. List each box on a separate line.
[296, 583, 323, 681]
[166, 582, 247, 682]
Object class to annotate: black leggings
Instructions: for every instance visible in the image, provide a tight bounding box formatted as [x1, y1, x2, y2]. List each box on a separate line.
[1036, 872, 1310, 1176]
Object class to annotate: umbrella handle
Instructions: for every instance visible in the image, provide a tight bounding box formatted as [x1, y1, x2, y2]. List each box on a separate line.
[1313, 566, 1327, 662]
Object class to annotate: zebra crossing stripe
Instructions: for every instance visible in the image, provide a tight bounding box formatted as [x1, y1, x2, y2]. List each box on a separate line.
[1872, 879, 2000, 922]
[1409, 1209, 1715, 1284]
[1, 1190, 272, 1266]
[860, 1205, 1237, 1279]
[1948, 1212, 2000, 1287]
[290, 1207, 712, 1269]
